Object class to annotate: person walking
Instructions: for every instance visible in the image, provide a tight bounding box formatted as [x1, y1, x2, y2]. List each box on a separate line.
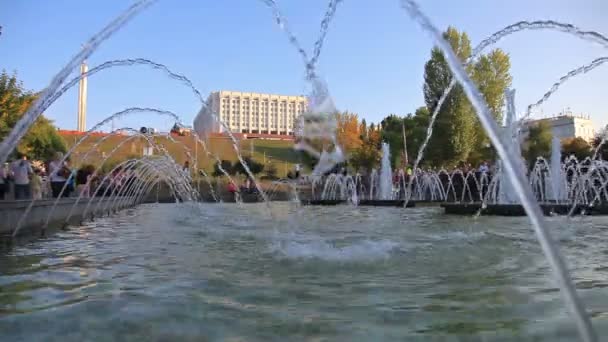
[10, 153, 33, 200]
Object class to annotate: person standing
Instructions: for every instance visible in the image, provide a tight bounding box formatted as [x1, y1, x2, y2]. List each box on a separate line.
[182, 160, 192, 182]
[68, 168, 76, 196]
[10, 153, 33, 200]
[30, 169, 43, 200]
[478, 161, 489, 173]
[227, 180, 238, 202]
[76, 166, 95, 198]
[294, 164, 301, 179]
[49, 152, 70, 198]
[0, 162, 7, 200]
[41, 170, 51, 199]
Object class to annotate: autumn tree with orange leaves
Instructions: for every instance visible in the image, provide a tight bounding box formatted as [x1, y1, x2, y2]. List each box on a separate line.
[334, 111, 362, 153]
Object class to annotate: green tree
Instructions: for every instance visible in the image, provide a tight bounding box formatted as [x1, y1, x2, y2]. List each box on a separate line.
[18, 116, 67, 161]
[350, 129, 381, 173]
[470, 49, 512, 160]
[592, 131, 608, 160]
[379, 107, 432, 168]
[523, 121, 552, 165]
[471, 49, 512, 123]
[423, 27, 476, 167]
[403, 106, 431, 166]
[212, 160, 233, 177]
[380, 114, 405, 168]
[422, 27, 512, 167]
[0, 70, 66, 161]
[232, 157, 264, 175]
[561, 137, 592, 161]
[296, 149, 317, 171]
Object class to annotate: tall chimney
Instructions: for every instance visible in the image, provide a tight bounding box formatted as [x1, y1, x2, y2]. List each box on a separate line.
[77, 61, 88, 132]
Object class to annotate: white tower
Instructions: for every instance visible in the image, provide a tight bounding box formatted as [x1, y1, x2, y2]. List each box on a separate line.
[77, 61, 88, 132]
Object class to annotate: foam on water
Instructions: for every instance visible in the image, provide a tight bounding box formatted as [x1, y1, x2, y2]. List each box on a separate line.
[270, 239, 400, 262]
[425, 231, 487, 242]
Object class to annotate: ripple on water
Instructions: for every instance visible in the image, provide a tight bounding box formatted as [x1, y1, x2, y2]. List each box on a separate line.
[269, 239, 401, 262]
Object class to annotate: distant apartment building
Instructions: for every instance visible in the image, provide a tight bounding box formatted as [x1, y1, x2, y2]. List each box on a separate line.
[520, 113, 596, 142]
[194, 90, 308, 136]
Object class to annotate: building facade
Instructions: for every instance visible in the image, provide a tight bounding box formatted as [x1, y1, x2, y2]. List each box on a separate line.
[520, 114, 596, 142]
[195, 90, 308, 136]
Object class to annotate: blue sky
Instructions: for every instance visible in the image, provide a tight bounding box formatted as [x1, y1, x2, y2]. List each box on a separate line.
[1, 0, 606, 132]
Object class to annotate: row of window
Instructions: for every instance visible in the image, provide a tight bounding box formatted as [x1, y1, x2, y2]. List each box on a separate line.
[221, 99, 305, 108]
[221, 108, 295, 113]
[222, 106, 301, 110]
[222, 121, 295, 125]
[223, 113, 300, 117]
[221, 114, 294, 122]
[222, 106, 302, 112]
[221, 103, 304, 109]
[225, 124, 294, 127]
[221, 97, 304, 104]
[220, 113, 296, 120]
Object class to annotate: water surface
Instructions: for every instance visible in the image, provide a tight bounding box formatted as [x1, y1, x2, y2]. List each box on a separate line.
[1, 203, 608, 341]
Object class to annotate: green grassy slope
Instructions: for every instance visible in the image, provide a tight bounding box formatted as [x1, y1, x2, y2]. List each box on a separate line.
[60, 133, 300, 177]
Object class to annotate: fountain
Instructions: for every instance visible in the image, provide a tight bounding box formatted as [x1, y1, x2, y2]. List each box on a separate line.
[378, 143, 393, 200]
[402, 2, 597, 340]
[306, 142, 418, 207]
[549, 135, 567, 203]
[496, 89, 520, 205]
[3, 0, 608, 340]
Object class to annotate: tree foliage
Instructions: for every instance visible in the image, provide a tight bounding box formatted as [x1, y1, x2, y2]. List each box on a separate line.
[523, 121, 552, 165]
[335, 111, 362, 153]
[380, 114, 405, 168]
[379, 107, 431, 168]
[350, 129, 381, 173]
[212, 160, 233, 177]
[422, 27, 512, 167]
[561, 137, 592, 161]
[0, 71, 66, 161]
[471, 49, 512, 122]
[232, 156, 264, 175]
[592, 132, 608, 160]
[423, 27, 476, 166]
[470, 49, 512, 158]
[359, 119, 367, 140]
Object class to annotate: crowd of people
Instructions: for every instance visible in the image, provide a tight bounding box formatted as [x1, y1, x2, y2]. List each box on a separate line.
[226, 177, 258, 196]
[0, 152, 135, 201]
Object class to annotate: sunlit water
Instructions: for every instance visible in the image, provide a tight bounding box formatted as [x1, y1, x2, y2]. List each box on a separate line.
[2, 203, 608, 341]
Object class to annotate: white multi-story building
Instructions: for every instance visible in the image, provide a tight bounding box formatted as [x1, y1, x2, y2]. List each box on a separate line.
[194, 90, 308, 136]
[520, 114, 596, 142]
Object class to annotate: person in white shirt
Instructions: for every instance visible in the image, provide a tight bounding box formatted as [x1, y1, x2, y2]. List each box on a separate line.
[10, 153, 33, 200]
[478, 161, 489, 173]
[295, 164, 301, 179]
